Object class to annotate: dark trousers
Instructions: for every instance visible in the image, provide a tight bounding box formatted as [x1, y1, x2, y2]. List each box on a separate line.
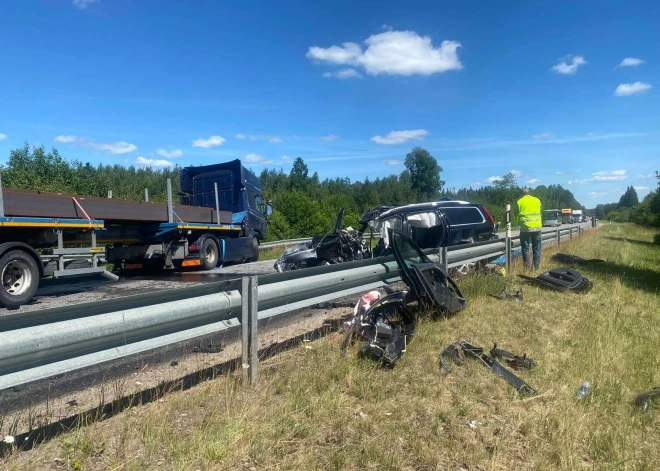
[520, 231, 542, 270]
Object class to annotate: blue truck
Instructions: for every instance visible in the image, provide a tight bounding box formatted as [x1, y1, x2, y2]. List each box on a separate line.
[0, 159, 270, 308]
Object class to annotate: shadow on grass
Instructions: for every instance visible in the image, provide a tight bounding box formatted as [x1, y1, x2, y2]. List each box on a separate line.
[573, 259, 660, 294]
[603, 236, 658, 247]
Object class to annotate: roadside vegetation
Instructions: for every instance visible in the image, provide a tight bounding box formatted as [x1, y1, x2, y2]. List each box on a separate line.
[3, 224, 658, 470]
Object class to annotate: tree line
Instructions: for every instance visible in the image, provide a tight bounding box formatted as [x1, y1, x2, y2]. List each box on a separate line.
[593, 178, 660, 231]
[2, 143, 588, 241]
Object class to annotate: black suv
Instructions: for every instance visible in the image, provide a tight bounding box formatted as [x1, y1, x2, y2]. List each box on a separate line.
[359, 200, 499, 254]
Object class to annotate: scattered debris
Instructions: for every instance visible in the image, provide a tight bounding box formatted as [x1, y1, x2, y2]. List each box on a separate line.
[1, 436, 14, 444]
[192, 343, 223, 353]
[518, 267, 593, 293]
[576, 381, 592, 400]
[490, 344, 536, 370]
[170, 360, 179, 367]
[358, 411, 367, 419]
[440, 340, 537, 396]
[490, 285, 524, 301]
[635, 387, 660, 412]
[66, 399, 79, 407]
[483, 263, 506, 277]
[552, 253, 604, 265]
[467, 420, 480, 429]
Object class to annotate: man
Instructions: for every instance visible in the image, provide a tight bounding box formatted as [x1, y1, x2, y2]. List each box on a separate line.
[517, 188, 543, 270]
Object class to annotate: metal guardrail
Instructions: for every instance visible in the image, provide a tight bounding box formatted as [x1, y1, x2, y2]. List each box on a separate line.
[0, 225, 588, 391]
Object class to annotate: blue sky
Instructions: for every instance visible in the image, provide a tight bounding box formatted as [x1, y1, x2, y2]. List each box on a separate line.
[0, 0, 658, 206]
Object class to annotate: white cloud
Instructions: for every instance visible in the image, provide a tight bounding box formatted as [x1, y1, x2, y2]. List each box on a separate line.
[54, 135, 77, 143]
[156, 148, 183, 158]
[73, 0, 98, 9]
[532, 132, 555, 140]
[551, 55, 587, 75]
[236, 134, 283, 143]
[381, 24, 393, 31]
[371, 129, 429, 145]
[281, 156, 292, 162]
[588, 192, 607, 198]
[136, 156, 174, 168]
[614, 82, 652, 96]
[322, 68, 363, 79]
[94, 141, 137, 154]
[510, 169, 523, 177]
[486, 176, 503, 183]
[192, 135, 226, 148]
[568, 169, 627, 184]
[383, 159, 404, 165]
[244, 153, 274, 165]
[525, 178, 541, 185]
[638, 173, 654, 179]
[618, 57, 645, 67]
[0, 133, 7, 141]
[634, 186, 649, 191]
[469, 181, 483, 187]
[54, 135, 137, 154]
[307, 30, 463, 76]
[322, 134, 338, 141]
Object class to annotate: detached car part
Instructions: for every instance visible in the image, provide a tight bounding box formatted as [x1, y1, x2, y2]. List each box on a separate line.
[518, 267, 593, 294]
[551, 253, 605, 265]
[440, 340, 537, 396]
[635, 387, 660, 412]
[490, 286, 524, 302]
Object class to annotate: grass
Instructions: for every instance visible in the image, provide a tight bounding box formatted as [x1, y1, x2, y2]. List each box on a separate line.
[3, 224, 659, 470]
[259, 246, 287, 261]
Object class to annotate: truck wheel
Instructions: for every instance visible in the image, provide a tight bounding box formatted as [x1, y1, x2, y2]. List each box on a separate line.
[201, 238, 219, 270]
[0, 250, 40, 308]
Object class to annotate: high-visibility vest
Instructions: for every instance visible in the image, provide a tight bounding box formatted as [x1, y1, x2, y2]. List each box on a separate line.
[517, 195, 542, 231]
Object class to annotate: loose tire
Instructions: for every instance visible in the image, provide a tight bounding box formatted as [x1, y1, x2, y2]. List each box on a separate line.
[201, 238, 219, 270]
[0, 250, 40, 308]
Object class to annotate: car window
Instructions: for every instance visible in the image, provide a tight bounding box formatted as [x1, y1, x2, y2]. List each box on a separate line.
[392, 230, 426, 269]
[442, 207, 484, 225]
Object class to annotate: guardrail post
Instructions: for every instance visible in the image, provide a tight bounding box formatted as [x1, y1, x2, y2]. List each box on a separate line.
[440, 246, 448, 272]
[144, 188, 149, 203]
[241, 276, 259, 386]
[570, 226, 573, 240]
[167, 178, 174, 223]
[505, 204, 511, 272]
[107, 190, 113, 199]
[0, 171, 4, 218]
[556, 229, 561, 247]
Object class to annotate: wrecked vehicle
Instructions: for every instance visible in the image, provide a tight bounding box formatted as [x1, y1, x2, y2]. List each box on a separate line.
[274, 208, 369, 272]
[360, 200, 500, 257]
[342, 229, 468, 366]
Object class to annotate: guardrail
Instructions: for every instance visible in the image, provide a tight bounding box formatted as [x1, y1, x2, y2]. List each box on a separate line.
[0, 225, 589, 391]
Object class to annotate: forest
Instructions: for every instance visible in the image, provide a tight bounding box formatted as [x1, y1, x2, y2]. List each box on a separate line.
[2, 143, 592, 241]
[593, 179, 660, 230]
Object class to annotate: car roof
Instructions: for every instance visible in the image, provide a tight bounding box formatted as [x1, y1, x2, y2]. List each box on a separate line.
[377, 200, 479, 219]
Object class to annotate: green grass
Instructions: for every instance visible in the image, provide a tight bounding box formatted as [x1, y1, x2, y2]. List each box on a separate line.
[3, 224, 659, 471]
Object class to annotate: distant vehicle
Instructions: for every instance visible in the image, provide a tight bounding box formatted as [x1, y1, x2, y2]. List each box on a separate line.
[561, 209, 573, 224]
[542, 209, 562, 227]
[572, 209, 583, 223]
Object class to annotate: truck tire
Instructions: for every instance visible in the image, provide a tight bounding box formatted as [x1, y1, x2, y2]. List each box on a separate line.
[201, 238, 219, 270]
[0, 250, 40, 308]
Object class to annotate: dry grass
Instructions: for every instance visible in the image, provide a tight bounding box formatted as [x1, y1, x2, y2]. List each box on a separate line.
[3, 224, 659, 471]
[258, 246, 287, 261]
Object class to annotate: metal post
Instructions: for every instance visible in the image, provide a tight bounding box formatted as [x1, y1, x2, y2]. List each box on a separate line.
[144, 188, 149, 203]
[57, 230, 65, 272]
[0, 171, 5, 218]
[91, 230, 98, 268]
[440, 247, 448, 272]
[556, 228, 561, 247]
[107, 190, 112, 199]
[166, 178, 173, 223]
[214, 182, 220, 225]
[569, 226, 573, 240]
[505, 204, 512, 272]
[241, 276, 259, 386]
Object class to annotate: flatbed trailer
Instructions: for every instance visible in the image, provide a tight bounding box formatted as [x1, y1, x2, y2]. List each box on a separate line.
[0, 159, 270, 308]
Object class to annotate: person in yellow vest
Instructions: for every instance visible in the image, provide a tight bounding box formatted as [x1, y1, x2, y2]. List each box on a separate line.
[517, 188, 543, 270]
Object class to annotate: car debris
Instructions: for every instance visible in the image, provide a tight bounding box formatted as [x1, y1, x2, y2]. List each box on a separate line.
[551, 253, 605, 265]
[635, 387, 660, 412]
[274, 208, 370, 272]
[490, 285, 524, 301]
[518, 267, 593, 293]
[342, 230, 467, 366]
[440, 340, 537, 396]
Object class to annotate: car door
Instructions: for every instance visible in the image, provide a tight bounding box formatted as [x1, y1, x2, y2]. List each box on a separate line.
[390, 229, 467, 314]
[439, 206, 489, 244]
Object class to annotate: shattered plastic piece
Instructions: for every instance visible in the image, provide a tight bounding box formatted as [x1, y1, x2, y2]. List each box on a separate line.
[490, 286, 524, 302]
[354, 291, 382, 316]
[467, 420, 480, 429]
[2, 436, 14, 444]
[490, 344, 536, 370]
[518, 267, 593, 294]
[635, 387, 660, 412]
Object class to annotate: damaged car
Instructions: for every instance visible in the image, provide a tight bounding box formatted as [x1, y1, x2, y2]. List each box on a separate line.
[274, 208, 369, 272]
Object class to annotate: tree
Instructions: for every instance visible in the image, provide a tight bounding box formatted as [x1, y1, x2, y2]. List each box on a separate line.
[618, 185, 639, 208]
[289, 157, 310, 192]
[404, 147, 444, 202]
